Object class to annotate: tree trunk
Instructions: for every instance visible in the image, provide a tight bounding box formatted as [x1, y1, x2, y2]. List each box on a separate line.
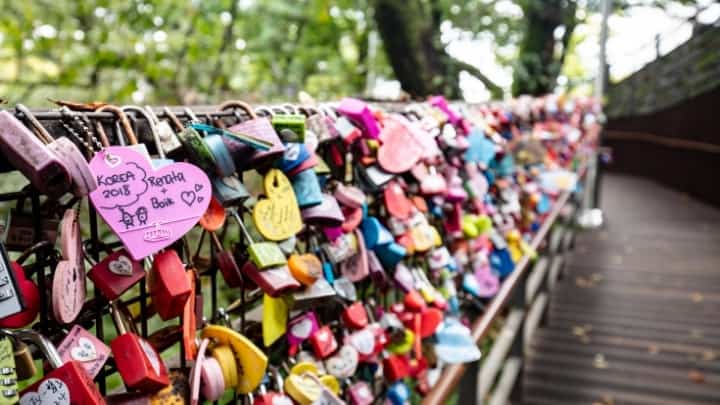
[512, 0, 577, 96]
[372, 0, 451, 98]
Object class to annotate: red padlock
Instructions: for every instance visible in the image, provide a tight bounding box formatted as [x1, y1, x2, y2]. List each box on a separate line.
[109, 301, 169, 392]
[383, 354, 410, 382]
[87, 248, 145, 301]
[150, 249, 191, 320]
[309, 325, 338, 359]
[0, 260, 39, 328]
[342, 302, 368, 330]
[16, 329, 105, 405]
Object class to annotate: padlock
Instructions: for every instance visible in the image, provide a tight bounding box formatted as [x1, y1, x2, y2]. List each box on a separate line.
[121, 105, 174, 168]
[201, 324, 268, 394]
[53, 208, 86, 325]
[56, 325, 110, 379]
[94, 104, 153, 162]
[177, 126, 218, 173]
[149, 249, 192, 320]
[270, 109, 306, 142]
[204, 134, 237, 177]
[322, 232, 357, 264]
[219, 101, 285, 169]
[278, 142, 311, 173]
[0, 259, 38, 330]
[0, 243, 28, 323]
[301, 194, 345, 227]
[212, 174, 250, 207]
[0, 109, 71, 198]
[241, 261, 300, 298]
[2, 197, 60, 252]
[16, 329, 105, 404]
[305, 111, 337, 144]
[337, 98, 379, 139]
[342, 302, 368, 330]
[292, 278, 336, 310]
[383, 354, 410, 382]
[333, 116, 362, 144]
[288, 253, 323, 287]
[309, 326, 338, 360]
[0, 337, 18, 404]
[109, 301, 169, 392]
[230, 210, 286, 270]
[211, 232, 243, 288]
[340, 229, 369, 282]
[86, 247, 145, 301]
[146, 106, 183, 157]
[291, 169, 323, 208]
[348, 381, 373, 405]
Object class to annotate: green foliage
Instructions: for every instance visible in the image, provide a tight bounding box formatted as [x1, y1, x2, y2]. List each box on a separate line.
[0, 0, 706, 104]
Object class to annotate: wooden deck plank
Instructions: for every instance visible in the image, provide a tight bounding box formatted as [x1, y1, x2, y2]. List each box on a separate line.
[523, 174, 720, 404]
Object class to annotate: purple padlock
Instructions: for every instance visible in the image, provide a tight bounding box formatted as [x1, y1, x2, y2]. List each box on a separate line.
[219, 101, 285, 169]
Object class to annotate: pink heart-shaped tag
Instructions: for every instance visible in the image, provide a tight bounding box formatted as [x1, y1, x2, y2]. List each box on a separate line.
[89, 147, 211, 260]
[378, 116, 424, 173]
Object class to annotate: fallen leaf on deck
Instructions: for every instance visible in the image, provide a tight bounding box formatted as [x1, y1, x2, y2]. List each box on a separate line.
[688, 370, 705, 383]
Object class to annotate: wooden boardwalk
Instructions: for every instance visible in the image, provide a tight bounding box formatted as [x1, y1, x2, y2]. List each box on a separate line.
[523, 174, 720, 405]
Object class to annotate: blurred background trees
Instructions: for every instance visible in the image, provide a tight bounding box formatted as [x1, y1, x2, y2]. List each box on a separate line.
[0, 0, 714, 105]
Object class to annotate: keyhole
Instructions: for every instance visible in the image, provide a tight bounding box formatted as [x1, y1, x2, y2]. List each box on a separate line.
[273, 174, 279, 188]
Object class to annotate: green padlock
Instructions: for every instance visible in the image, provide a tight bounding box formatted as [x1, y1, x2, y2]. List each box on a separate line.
[177, 127, 217, 173]
[0, 337, 18, 404]
[230, 210, 287, 270]
[271, 114, 306, 143]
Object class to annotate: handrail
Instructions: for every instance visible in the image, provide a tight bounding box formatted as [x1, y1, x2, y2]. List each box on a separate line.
[422, 171, 580, 405]
[604, 130, 720, 154]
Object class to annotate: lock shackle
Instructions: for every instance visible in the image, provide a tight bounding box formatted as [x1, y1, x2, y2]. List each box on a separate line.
[270, 106, 287, 116]
[281, 104, 297, 114]
[183, 107, 201, 124]
[218, 100, 257, 119]
[254, 106, 274, 118]
[109, 300, 139, 336]
[162, 106, 185, 132]
[318, 104, 338, 119]
[15, 104, 54, 144]
[297, 106, 318, 117]
[122, 105, 166, 159]
[16, 241, 57, 266]
[94, 104, 138, 146]
[1, 329, 63, 368]
[230, 209, 254, 245]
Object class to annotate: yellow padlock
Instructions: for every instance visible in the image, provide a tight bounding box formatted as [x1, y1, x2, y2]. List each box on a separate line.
[201, 325, 268, 394]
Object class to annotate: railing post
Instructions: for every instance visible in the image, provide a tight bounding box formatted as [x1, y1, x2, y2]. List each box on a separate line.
[509, 271, 527, 402]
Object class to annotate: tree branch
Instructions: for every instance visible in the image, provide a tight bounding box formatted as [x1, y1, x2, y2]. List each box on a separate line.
[450, 58, 503, 98]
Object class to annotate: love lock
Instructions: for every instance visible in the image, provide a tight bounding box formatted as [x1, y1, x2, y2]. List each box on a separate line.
[201, 324, 268, 394]
[16, 329, 104, 405]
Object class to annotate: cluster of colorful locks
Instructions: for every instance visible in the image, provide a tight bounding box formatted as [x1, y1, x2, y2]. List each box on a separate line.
[0, 95, 600, 404]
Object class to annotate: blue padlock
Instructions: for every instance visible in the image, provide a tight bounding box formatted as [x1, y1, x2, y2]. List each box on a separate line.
[386, 381, 410, 405]
[322, 261, 335, 284]
[361, 217, 393, 249]
[291, 168, 323, 208]
[204, 134, 237, 177]
[211, 175, 250, 206]
[490, 248, 514, 277]
[277, 142, 310, 173]
[464, 129, 496, 165]
[536, 193, 551, 214]
[374, 242, 406, 268]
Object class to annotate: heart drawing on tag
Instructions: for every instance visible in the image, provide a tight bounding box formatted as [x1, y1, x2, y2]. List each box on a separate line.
[20, 378, 71, 405]
[108, 255, 133, 277]
[89, 146, 211, 260]
[71, 337, 98, 362]
[291, 319, 314, 340]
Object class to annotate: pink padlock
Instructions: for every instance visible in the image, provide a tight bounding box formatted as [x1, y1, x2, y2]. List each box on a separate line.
[57, 325, 111, 379]
[0, 110, 71, 198]
[337, 98, 380, 139]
